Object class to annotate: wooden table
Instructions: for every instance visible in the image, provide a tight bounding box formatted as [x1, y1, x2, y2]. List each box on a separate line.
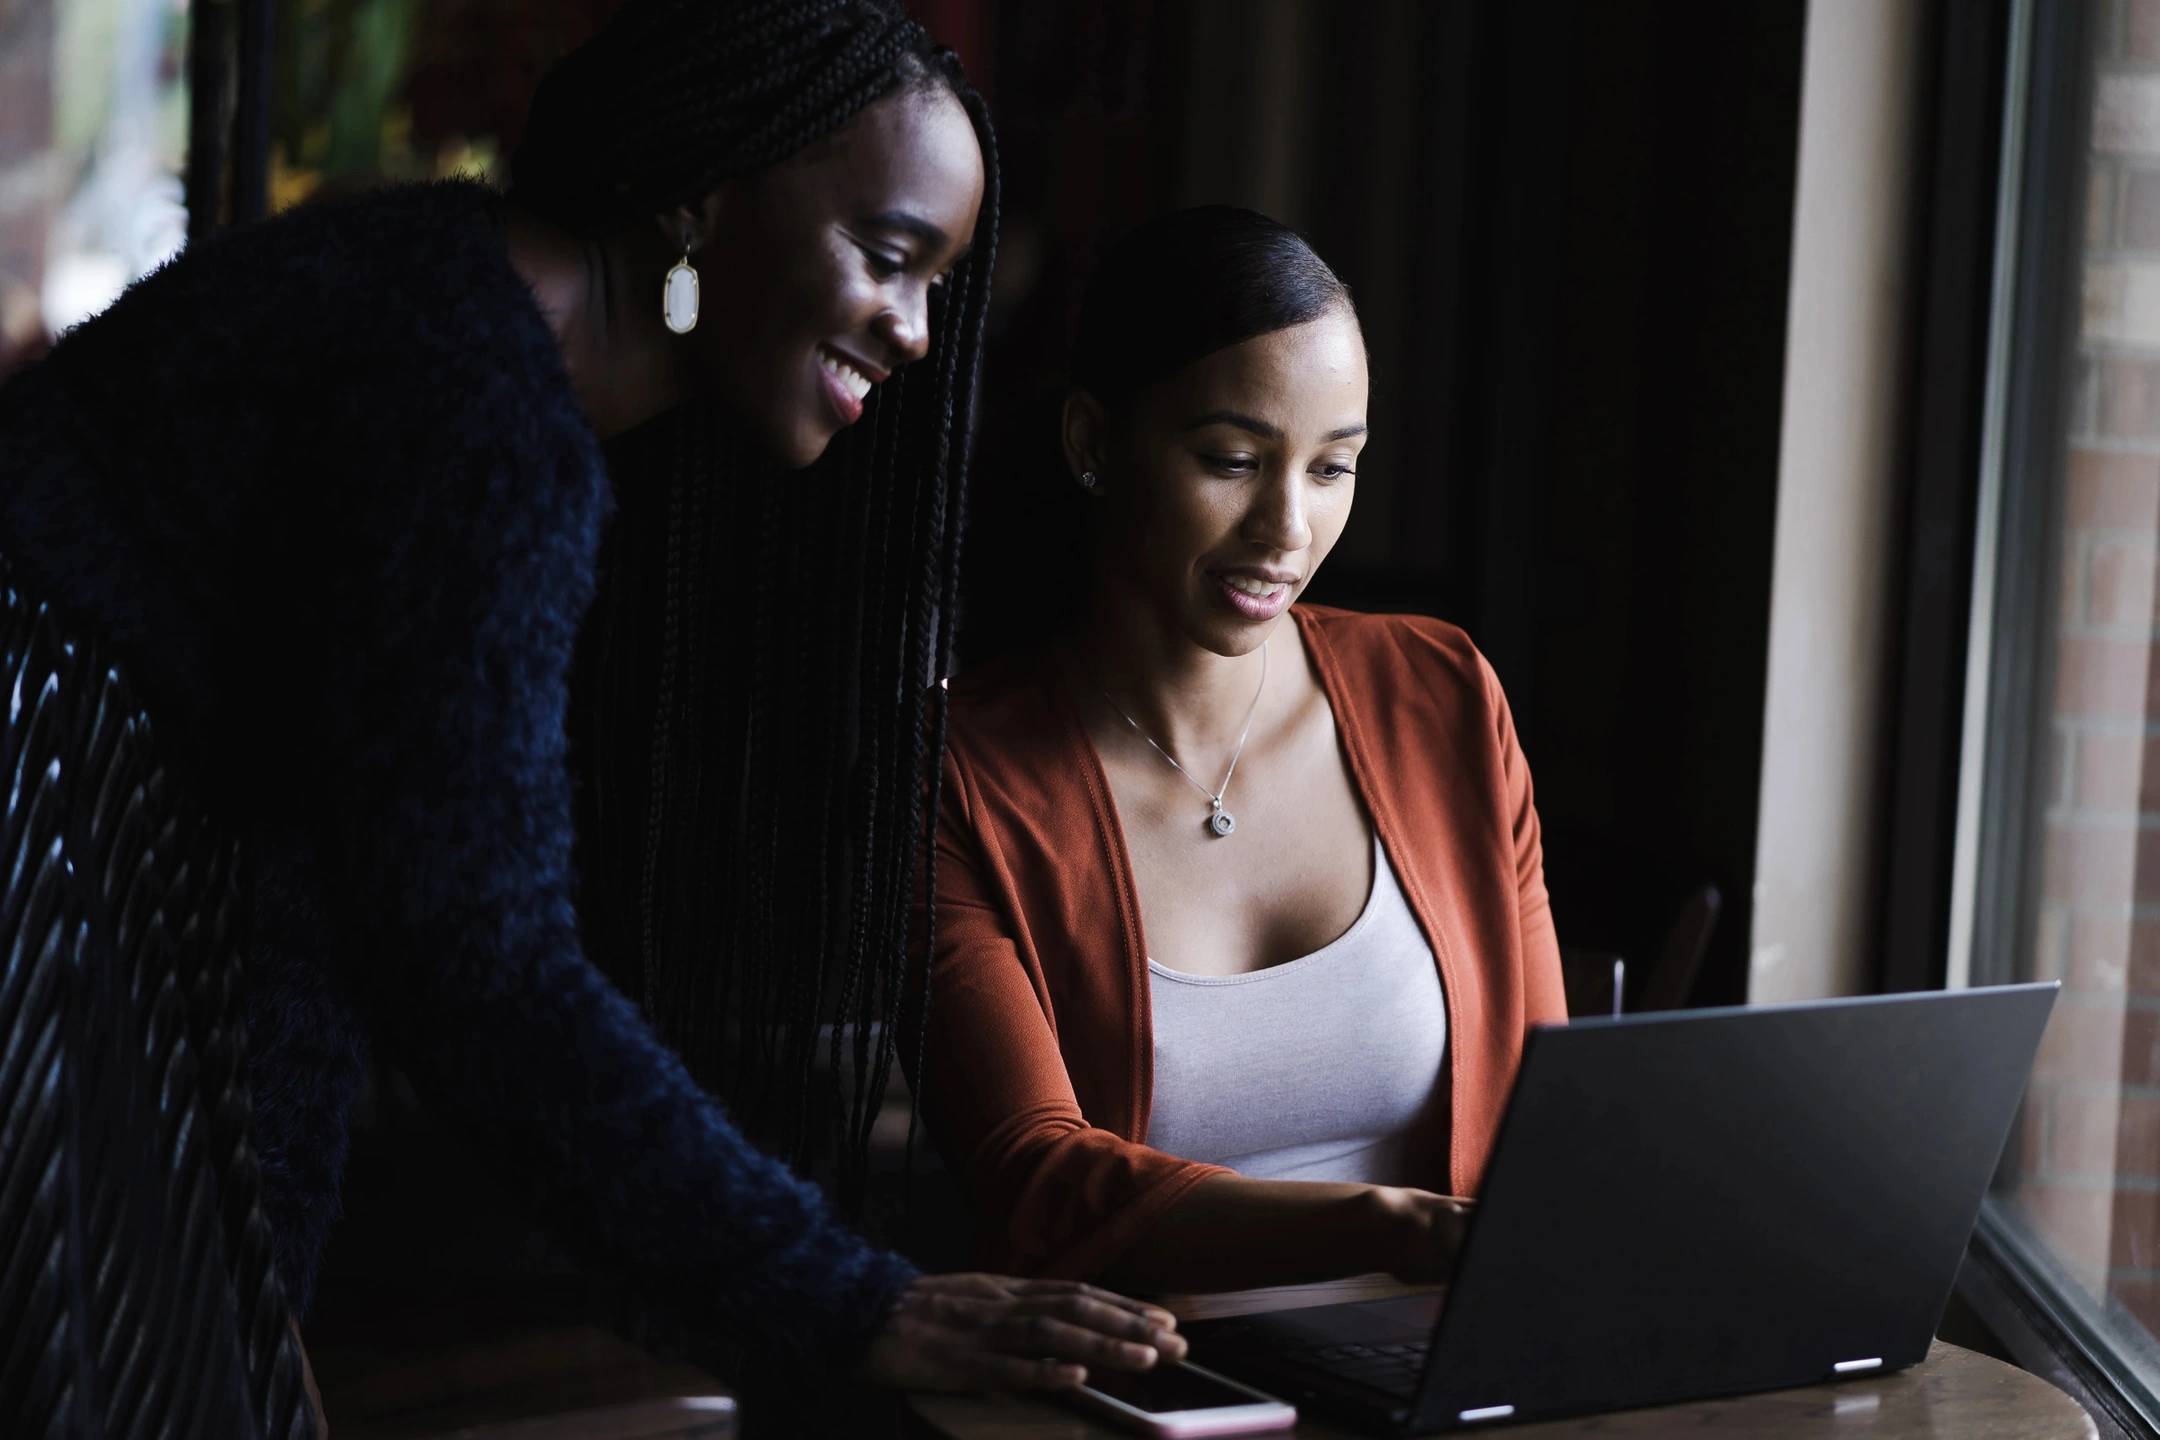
[908, 1277, 2097, 1439]
[312, 1324, 735, 1439]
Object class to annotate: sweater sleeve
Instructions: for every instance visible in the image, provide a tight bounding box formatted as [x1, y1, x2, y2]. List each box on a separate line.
[1478, 651, 1567, 1028]
[908, 748, 1230, 1280]
[304, 350, 913, 1371]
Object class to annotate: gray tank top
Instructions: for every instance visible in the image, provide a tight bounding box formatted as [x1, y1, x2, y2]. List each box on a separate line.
[1144, 833, 1448, 1185]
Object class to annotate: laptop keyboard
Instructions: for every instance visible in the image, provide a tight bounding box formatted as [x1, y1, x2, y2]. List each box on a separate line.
[1274, 1337, 1431, 1401]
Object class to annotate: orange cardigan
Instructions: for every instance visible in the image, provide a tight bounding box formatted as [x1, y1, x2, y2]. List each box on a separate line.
[912, 606, 1565, 1278]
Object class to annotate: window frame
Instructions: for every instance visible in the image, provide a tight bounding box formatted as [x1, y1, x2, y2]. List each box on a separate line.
[1948, 0, 2086, 1003]
[1929, 0, 2160, 1431]
[1878, 0, 2018, 995]
[183, 0, 274, 238]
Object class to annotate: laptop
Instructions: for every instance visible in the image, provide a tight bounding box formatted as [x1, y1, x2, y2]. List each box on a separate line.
[1187, 983, 2059, 1433]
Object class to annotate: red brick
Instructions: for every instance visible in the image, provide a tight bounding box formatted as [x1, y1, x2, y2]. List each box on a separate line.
[2024, 1184, 2160, 1282]
[2128, 170, 2160, 252]
[2125, 1097, 2160, 1179]
[2068, 449, 2160, 528]
[2092, 536, 2160, 628]
[2113, 1189, 2160, 1269]
[2044, 1089, 2111, 1174]
[2102, 356, 2160, 441]
[2013, 1182, 2114, 1289]
[2053, 634, 2160, 717]
[2011, 1093, 2051, 1182]
[2129, 1006, 2160, 1086]
[2073, 908, 2136, 992]
[2073, 731, 2154, 810]
[2030, 1002, 2160, 1089]
[2039, 821, 2141, 904]
[2032, 999, 2131, 1083]
[2133, 0, 2160, 61]
[2128, 917, 2160, 995]
[2049, 1090, 2160, 1177]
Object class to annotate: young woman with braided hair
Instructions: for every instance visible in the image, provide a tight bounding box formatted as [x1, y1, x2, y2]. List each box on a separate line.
[0, 0, 1185, 1422]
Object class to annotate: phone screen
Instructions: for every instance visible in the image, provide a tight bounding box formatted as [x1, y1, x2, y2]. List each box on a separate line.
[1083, 1362, 1275, 1414]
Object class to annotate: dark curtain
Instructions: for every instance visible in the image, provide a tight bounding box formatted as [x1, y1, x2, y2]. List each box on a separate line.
[963, 0, 1809, 1006]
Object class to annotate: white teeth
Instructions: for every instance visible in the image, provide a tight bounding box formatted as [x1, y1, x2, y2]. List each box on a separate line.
[1223, 575, 1287, 598]
[820, 351, 873, 402]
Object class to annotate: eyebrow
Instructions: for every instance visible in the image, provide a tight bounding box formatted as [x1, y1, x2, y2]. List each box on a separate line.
[864, 210, 952, 251]
[1184, 410, 1369, 444]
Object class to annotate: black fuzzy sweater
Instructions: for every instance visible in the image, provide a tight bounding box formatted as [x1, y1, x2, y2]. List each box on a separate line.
[0, 181, 914, 1369]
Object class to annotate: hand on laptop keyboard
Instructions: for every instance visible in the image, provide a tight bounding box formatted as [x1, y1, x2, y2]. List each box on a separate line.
[1371, 1189, 1475, 1282]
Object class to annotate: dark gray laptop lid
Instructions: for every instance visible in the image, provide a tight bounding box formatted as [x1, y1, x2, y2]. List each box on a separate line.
[1417, 983, 2059, 1429]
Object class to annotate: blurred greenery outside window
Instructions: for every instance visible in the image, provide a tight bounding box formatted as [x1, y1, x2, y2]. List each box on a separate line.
[0, 0, 601, 367]
[6, 0, 188, 348]
[270, 0, 610, 211]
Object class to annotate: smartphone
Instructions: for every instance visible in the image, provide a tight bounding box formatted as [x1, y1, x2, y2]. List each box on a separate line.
[1068, 1360, 1298, 1437]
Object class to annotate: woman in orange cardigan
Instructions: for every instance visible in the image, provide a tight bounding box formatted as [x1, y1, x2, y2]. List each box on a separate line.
[912, 207, 1566, 1293]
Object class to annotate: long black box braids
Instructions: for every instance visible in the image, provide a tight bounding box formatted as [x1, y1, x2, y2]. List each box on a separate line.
[528, 1, 999, 1214]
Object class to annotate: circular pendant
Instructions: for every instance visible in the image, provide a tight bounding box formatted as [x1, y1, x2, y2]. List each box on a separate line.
[1208, 809, 1237, 838]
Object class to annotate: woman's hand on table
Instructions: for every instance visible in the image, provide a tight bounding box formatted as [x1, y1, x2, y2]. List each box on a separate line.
[1370, 1187, 1475, 1283]
[861, 1272, 1189, 1392]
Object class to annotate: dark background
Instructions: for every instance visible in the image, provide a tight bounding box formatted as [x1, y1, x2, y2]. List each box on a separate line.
[955, 0, 1809, 1008]
[95, 0, 1818, 1007]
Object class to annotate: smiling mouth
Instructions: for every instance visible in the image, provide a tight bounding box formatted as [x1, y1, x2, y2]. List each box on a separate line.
[1210, 568, 1297, 621]
[819, 347, 874, 404]
[1220, 573, 1290, 600]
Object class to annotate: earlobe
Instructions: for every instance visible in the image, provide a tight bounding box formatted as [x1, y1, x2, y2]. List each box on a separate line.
[1061, 389, 1109, 494]
[658, 204, 700, 255]
[660, 191, 729, 255]
[689, 190, 728, 248]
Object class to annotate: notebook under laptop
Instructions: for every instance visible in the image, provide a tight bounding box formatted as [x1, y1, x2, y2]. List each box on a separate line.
[1187, 983, 2060, 1433]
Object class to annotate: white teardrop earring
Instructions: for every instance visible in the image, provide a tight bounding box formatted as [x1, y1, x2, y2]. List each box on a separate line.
[1078, 470, 1101, 492]
[663, 241, 700, 335]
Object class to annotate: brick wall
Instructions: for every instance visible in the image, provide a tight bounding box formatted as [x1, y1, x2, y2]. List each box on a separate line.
[2014, 0, 2160, 1335]
[0, 0, 55, 375]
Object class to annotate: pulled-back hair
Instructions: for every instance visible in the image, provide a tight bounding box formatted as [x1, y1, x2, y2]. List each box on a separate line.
[1070, 205, 1353, 409]
[517, 0, 1000, 1213]
[958, 206, 1348, 662]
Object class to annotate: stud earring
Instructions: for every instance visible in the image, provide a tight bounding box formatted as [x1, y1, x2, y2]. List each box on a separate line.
[1078, 470, 1101, 492]
[663, 237, 699, 335]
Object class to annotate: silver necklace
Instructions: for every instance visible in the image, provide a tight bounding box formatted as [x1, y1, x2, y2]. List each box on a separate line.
[1092, 641, 1268, 838]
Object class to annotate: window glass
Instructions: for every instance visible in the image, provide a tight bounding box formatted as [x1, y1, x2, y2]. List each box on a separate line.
[1977, 0, 2160, 1402]
[0, 0, 189, 368]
